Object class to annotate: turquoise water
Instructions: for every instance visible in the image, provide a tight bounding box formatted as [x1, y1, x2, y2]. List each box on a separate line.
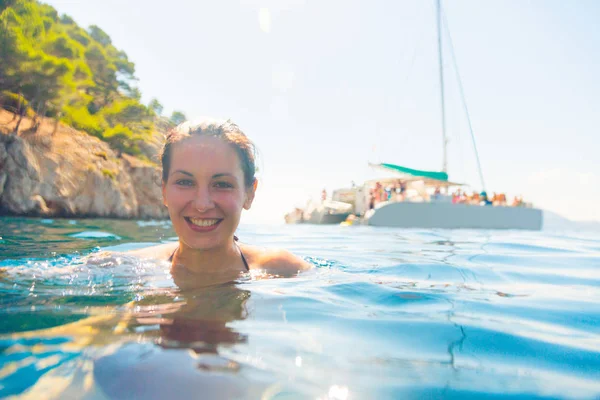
[1, 217, 599, 399]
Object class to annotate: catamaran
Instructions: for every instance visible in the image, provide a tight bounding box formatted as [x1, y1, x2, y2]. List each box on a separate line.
[285, 0, 542, 229]
[331, 163, 542, 229]
[331, 0, 542, 230]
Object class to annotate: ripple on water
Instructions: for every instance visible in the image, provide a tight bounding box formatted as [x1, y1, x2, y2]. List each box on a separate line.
[69, 231, 122, 240]
[0, 219, 599, 399]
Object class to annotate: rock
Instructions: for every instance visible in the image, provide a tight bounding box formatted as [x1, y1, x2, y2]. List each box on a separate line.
[0, 110, 168, 219]
[0, 134, 42, 213]
[121, 154, 168, 219]
[31, 194, 51, 215]
[0, 140, 7, 197]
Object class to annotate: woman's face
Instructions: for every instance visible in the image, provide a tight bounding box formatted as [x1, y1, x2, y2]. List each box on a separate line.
[162, 135, 256, 250]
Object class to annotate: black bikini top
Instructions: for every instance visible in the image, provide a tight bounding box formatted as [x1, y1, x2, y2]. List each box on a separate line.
[167, 235, 250, 271]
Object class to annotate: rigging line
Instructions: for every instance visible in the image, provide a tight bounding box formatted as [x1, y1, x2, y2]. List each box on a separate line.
[441, 6, 487, 191]
[436, 0, 448, 173]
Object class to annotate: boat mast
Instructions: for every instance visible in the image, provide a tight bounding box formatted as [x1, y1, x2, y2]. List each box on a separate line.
[441, 7, 487, 191]
[436, 0, 448, 173]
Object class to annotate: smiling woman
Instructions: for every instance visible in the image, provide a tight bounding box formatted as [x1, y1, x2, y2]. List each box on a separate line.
[129, 118, 311, 287]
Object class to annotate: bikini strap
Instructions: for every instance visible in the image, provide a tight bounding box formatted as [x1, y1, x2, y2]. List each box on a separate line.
[237, 244, 250, 271]
[233, 235, 250, 271]
[168, 246, 177, 262]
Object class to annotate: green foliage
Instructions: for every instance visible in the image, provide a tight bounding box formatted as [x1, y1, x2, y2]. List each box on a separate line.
[101, 168, 116, 180]
[103, 124, 142, 155]
[170, 111, 187, 126]
[10, 1, 45, 39]
[43, 32, 82, 59]
[148, 98, 163, 116]
[0, 90, 28, 111]
[88, 25, 111, 46]
[102, 98, 151, 126]
[71, 59, 92, 82]
[59, 14, 74, 25]
[61, 105, 105, 136]
[94, 150, 108, 160]
[66, 25, 89, 46]
[1, 1, 18, 11]
[0, 0, 175, 157]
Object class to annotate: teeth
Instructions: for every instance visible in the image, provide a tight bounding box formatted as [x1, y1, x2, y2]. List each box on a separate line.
[189, 218, 219, 227]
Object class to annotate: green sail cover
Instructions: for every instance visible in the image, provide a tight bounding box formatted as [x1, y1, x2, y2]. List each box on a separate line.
[378, 163, 449, 181]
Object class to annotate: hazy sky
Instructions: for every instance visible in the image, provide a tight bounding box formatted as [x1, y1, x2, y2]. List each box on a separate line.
[45, 0, 600, 223]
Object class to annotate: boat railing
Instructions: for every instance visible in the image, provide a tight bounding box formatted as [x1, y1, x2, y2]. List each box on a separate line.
[372, 193, 532, 208]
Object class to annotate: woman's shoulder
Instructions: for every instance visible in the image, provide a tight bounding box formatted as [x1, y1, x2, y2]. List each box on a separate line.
[240, 244, 312, 277]
[126, 242, 179, 260]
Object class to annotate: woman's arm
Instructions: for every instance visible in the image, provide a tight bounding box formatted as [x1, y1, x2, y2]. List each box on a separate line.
[255, 249, 313, 277]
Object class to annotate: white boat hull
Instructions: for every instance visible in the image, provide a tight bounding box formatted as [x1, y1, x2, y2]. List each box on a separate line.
[366, 201, 542, 230]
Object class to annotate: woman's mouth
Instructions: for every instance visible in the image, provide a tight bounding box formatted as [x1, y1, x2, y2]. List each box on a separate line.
[185, 217, 223, 232]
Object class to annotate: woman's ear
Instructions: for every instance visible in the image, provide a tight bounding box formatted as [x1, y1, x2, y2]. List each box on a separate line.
[243, 179, 258, 210]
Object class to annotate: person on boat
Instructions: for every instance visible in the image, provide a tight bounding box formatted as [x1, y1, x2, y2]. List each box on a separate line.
[394, 182, 402, 201]
[374, 182, 383, 205]
[480, 191, 492, 206]
[452, 189, 461, 204]
[512, 195, 524, 207]
[433, 186, 442, 201]
[491, 192, 504, 206]
[497, 193, 507, 206]
[129, 118, 312, 287]
[384, 185, 392, 201]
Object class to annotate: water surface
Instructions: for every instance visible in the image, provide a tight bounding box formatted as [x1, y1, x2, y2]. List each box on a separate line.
[0, 217, 599, 399]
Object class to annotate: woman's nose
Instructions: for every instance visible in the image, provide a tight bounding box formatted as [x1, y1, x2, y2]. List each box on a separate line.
[193, 187, 214, 211]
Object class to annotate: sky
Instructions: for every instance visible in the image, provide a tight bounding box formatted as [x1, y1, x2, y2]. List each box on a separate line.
[45, 0, 600, 224]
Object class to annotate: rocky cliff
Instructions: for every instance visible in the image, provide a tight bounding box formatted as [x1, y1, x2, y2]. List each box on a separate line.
[0, 110, 168, 219]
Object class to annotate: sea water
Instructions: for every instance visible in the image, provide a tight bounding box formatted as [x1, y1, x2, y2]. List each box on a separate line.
[0, 217, 599, 399]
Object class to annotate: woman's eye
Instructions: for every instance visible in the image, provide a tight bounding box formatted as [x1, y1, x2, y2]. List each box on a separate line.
[175, 179, 194, 187]
[214, 181, 233, 189]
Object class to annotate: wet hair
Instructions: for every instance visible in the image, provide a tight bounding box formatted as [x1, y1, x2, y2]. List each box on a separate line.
[160, 118, 257, 188]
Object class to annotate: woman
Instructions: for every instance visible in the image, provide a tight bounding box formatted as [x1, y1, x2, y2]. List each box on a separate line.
[130, 118, 311, 287]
